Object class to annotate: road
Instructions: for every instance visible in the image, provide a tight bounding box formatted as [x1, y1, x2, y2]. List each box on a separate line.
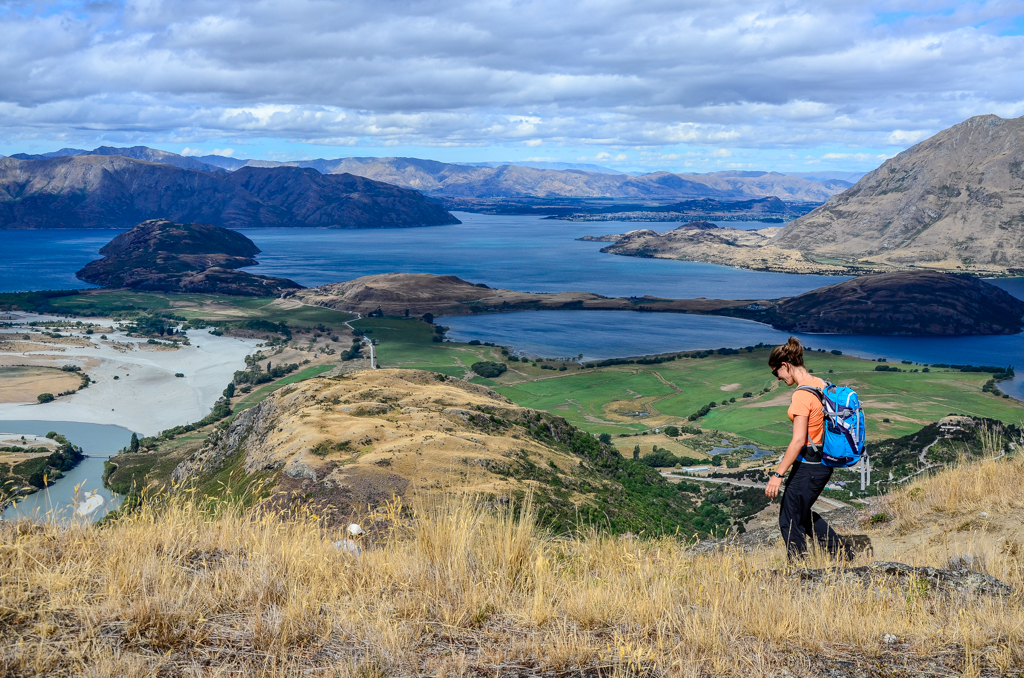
[340, 312, 376, 369]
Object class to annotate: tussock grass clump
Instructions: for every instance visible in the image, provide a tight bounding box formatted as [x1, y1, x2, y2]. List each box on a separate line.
[2, 484, 1024, 676]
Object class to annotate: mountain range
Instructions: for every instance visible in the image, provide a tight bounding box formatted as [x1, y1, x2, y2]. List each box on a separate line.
[0, 154, 459, 229]
[9, 146, 853, 202]
[773, 114, 1024, 273]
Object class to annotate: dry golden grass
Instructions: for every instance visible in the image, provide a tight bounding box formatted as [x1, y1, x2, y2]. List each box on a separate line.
[3, 454, 1024, 676]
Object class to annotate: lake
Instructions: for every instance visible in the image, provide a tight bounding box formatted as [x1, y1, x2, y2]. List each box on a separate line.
[0, 214, 844, 300]
[3, 214, 1023, 397]
[1, 420, 133, 523]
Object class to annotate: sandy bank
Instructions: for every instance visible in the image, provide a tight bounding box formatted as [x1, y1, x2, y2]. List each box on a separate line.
[0, 314, 261, 435]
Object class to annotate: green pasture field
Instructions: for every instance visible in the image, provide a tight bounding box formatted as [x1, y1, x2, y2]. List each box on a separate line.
[342, 317, 1023, 447]
[494, 349, 1024, 447]
[351, 317, 502, 377]
[231, 364, 336, 415]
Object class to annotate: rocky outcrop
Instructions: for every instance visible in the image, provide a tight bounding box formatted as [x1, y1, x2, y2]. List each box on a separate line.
[772, 114, 1024, 274]
[0, 154, 460, 229]
[764, 271, 1024, 335]
[76, 219, 302, 296]
[766, 561, 1014, 597]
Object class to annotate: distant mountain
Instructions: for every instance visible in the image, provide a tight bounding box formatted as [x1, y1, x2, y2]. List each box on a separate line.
[784, 171, 865, 183]
[773, 115, 1024, 274]
[458, 161, 626, 174]
[0, 154, 460, 229]
[77, 219, 302, 295]
[200, 157, 846, 201]
[12, 145, 224, 172]
[10, 147, 90, 159]
[11, 145, 849, 202]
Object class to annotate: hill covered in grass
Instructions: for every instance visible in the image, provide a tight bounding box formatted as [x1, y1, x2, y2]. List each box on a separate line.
[158, 368, 761, 537]
[4, 448, 1024, 676]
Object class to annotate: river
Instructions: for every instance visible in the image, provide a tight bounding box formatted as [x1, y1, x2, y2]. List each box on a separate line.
[1, 420, 133, 523]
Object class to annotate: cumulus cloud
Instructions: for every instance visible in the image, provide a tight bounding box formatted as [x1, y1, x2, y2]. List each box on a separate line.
[0, 0, 1022, 159]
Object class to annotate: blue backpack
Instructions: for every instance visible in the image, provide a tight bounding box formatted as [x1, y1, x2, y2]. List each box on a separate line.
[796, 383, 865, 467]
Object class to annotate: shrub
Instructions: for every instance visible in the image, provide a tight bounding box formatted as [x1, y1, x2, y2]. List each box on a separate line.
[174, 373, 184, 378]
[831, 349, 842, 355]
[598, 433, 612, 444]
[471, 361, 507, 378]
[663, 426, 679, 437]
[37, 393, 54, 403]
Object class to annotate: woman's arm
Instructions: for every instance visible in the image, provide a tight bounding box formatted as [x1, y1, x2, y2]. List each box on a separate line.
[765, 414, 808, 498]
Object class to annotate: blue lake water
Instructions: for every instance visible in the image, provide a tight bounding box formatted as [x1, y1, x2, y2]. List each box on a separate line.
[2, 214, 1022, 397]
[240, 213, 847, 299]
[1, 420, 133, 523]
[0, 214, 842, 299]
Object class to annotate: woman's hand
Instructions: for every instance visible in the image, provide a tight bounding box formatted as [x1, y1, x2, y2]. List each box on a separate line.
[765, 475, 783, 498]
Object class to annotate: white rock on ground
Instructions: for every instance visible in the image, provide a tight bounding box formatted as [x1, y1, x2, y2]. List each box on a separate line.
[0, 314, 261, 436]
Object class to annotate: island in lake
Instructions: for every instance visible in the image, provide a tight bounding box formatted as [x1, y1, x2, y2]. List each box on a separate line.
[76, 219, 303, 296]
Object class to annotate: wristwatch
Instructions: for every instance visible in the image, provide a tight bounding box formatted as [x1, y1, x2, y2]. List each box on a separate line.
[771, 472, 784, 479]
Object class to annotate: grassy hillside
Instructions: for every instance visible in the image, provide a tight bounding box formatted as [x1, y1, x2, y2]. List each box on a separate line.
[4, 453, 1024, 676]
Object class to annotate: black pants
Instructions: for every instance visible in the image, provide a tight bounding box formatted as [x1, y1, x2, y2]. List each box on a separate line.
[779, 460, 847, 560]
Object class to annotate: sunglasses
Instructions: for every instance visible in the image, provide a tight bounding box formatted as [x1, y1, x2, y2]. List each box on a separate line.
[772, 364, 784, 378]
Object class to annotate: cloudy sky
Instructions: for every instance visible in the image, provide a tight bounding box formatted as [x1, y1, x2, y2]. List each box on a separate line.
[1, 0, 1023, 173]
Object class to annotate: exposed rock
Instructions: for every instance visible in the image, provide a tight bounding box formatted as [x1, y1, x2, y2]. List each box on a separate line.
[764, 560, 1014, 596]
[773, 114, 1024, 274]
[76, 219, 302, 296]
[0, 154, 460, 229]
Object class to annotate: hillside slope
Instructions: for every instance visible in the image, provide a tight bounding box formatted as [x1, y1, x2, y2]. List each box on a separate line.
[773, 114, 1024, 273]
[0, 155, 460, 229]
[169, 368, 748, 535]
[765, 270, 1024, 335]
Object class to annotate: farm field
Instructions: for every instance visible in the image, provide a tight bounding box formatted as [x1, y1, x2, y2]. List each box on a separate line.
[496, 350, 1023, 446]
[351, 317, 502, 377]
[343, 318, 1023, 448]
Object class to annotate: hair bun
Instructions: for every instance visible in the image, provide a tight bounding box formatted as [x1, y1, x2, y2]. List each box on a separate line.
[768, 336, 805, 368]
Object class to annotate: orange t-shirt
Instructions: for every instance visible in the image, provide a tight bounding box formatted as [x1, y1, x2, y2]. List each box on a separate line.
[788, 377, 826, 445]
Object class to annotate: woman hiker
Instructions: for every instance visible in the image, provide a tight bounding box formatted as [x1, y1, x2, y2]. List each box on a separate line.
[764, 337, 851, 561]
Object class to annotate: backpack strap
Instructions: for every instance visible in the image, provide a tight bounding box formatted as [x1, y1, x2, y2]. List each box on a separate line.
[794, 385, 825, 461]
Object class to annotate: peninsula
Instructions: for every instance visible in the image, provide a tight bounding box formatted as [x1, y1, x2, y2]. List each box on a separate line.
[298, 271, 1024, 336]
